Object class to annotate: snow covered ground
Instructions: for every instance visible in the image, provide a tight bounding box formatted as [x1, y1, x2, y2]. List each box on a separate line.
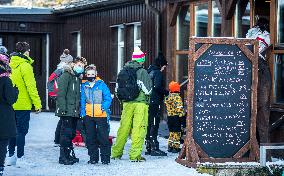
[4, 113, 210, 176]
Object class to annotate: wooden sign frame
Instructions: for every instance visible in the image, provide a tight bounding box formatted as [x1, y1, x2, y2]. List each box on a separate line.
[176, 37, 259, 168]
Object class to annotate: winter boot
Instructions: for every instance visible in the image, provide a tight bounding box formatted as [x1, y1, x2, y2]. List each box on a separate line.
[168, 146, 173, 153]
[150, 140, 167, 156]
[0, 166, 3, 176]
[6, 154, 17, 166]
[130, 156, 146, 162]
[145, 140, 151, 155]
[59, 147, 74, 165]
[70, 147, 79, 163]
[101, 155, 110, 165]
[171, 148, 181, 153]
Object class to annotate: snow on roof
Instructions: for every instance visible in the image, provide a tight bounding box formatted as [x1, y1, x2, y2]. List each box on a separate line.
[0, 5, 53, 14]
[54, 0, 110, 10]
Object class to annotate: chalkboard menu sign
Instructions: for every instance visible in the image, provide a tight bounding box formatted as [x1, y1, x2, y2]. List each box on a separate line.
[193, 44, 251, 158]
[177, 38, 259, 167]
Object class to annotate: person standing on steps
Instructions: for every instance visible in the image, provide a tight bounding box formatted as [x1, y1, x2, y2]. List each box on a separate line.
[55, 56, 87, 165]
[0, 46, 18, 176]
[145, 52, 168, 156]
[6, 42, 42, 167]
[112, 47, 152, 162]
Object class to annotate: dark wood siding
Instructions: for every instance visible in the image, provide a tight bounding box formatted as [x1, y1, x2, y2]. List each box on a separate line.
[62, 0, 168, 117]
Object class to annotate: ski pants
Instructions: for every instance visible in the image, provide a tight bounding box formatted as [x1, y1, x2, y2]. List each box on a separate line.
[111, 102, 148, 160]
[84, 116, 110, 162]
[146, 104, 161, 143]
[9, 110, 31, 158]
[59, 116, 77, 148]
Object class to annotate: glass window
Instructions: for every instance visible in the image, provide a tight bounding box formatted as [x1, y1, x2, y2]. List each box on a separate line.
[195, 3, 209, 37]
[117, 26, 125, 73]
[177, 5, 190, 50]
[277, 0, 284, 43]
[235, 1, 251, 38]
[212, 1, 221, 37]
[176, 54, 188, 83]
[134, 24, 141, 48]
[275, 54, 284, 103]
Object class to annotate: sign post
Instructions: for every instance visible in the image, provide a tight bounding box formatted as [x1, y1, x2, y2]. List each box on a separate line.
[176, 37, 259, 167]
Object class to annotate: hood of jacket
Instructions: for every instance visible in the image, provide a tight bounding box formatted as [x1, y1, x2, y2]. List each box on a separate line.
[147, 65, 160, 74]
[9, 52, 34, 69]
[62, 64, 75, 75]
[125, 61, 143, 69]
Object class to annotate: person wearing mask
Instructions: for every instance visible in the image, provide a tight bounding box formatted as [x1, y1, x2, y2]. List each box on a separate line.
[55, 56, 87, 165]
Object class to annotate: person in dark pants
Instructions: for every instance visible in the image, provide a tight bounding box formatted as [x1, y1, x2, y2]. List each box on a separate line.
[0, 46, 18, 175]
[7, 42, 42, 167]
[55, 56, 87, 165]
[81, 65, 112, 164]
[146, 52, 168, 156]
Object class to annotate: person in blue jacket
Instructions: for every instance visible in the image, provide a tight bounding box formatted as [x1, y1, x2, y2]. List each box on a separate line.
[81, 64, 112, 165]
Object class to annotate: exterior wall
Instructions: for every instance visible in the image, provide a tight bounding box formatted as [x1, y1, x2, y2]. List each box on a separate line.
[61, 0, 168, 116]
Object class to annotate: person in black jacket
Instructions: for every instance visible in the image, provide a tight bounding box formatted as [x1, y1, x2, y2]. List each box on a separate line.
[146, 52, 168, 156]
[0, 46, 18, 176]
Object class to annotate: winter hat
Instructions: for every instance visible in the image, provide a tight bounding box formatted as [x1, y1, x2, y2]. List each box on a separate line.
[169, 81, 180, 93]
[132, 47, 146, 63]
[154, 52, 168, 68]
[0, 54, 11, 77]
[73, 56, 87, 65]
[0, 46, 8, 55]
[85, 64, 97, 73]
[60, 49, 73, 63]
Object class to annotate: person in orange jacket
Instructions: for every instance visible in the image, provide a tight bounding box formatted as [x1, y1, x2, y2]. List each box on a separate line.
[81, 64, 112, 165]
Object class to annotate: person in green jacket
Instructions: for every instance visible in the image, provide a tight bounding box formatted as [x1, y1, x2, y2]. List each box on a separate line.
[6, 42, 42, 167]
[112, 47, 152, 162]
[55, 56, 87, 165]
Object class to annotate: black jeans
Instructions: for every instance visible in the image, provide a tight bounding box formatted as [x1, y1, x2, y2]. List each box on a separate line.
[54, 119, 62, 144]
[146, 104, 161, 142]
[9, 110, 31, 158]
[0, 139, 9, 167]
[84, 117, 110, 161]
[59, 117, 77, 148]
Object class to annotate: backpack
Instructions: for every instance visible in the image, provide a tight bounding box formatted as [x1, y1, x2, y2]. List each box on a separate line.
[47, 69, 63, 98]
[116, 67, 140, 102]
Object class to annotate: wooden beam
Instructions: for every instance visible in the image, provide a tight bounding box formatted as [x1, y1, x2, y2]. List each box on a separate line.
[215, 0, 223, 15]
[225, 0, 238, 20]
[170, 2, 183, 27]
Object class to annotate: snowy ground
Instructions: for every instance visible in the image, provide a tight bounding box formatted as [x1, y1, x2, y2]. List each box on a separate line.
[4, 113, 209, 176]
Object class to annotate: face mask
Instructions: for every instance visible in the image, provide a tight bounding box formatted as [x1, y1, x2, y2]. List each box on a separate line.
[73, 66, 84, 74]
[87, 77, 96, 82]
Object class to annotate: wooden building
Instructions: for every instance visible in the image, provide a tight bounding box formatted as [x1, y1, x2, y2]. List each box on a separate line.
[0, 0, 283, 146]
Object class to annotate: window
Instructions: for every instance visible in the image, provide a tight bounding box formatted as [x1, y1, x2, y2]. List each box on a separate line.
[195, 3, 209, 37]
[117, 26, 125, 73]
[212, 0, 221, 37]
[274, 54, 284, 103]
[71, 32, 81, 57]
[234, 1, 251, 38]
[176, 54, 188, 83]
[177, 5, 190, 50]
[134, 23, 141, 48]
[277, 0, 284, 43]
[0, 37, 2, 46]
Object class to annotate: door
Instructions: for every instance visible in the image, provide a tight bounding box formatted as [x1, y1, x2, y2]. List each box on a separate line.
[0, 33, 47, 110]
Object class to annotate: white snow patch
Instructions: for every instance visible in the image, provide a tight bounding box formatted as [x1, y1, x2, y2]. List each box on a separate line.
[4, 113, 209, 176]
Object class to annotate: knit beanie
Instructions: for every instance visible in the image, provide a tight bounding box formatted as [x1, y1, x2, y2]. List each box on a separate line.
[85, 64, 97, 73]
[60, 49, 73, 63]
[169, 81, 180, 93]
[132, 47, 146, 63]
[0, 46, 8, 55]
[154, 52, 168, 68]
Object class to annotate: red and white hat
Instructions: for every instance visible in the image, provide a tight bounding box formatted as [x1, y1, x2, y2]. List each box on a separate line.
[132, 47, 146, 63]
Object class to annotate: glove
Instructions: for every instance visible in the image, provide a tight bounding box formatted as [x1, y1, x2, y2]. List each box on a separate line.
[35, 109, 42, 114]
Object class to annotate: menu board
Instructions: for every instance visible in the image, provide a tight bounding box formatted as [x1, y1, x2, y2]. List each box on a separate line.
[193, 44, 252, 158]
